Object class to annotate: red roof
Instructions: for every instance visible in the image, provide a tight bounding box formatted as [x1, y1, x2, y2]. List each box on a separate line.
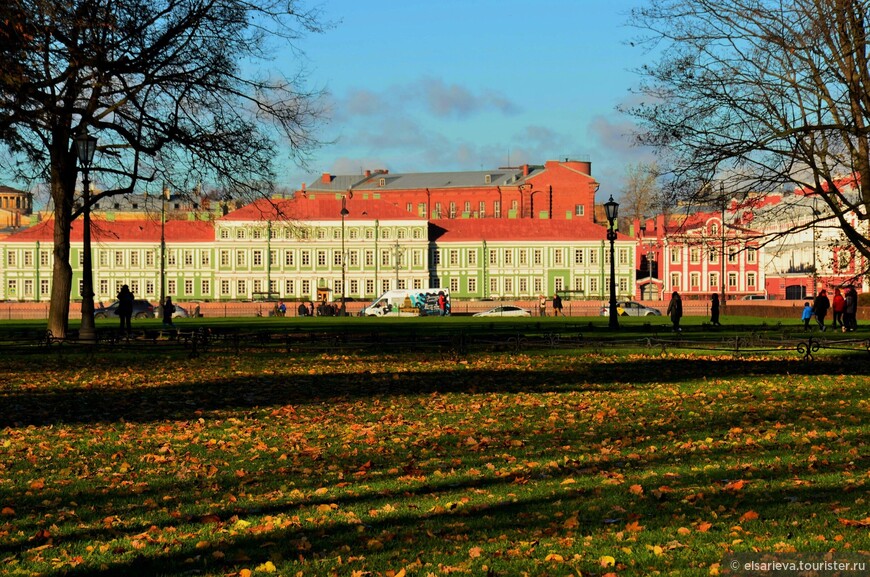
[428, 218, 628, 242]
[4, 218, 215, 243]
[220, 196, 426, 222]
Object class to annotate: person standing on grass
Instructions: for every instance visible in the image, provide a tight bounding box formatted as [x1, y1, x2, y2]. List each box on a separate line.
[666, 290, 683, 332]
[117, 284, 134, 334]
[710, 293, 721, 326]
[832, 288, 845, 329]
[539, 294, 547, 317]
[552, 293, 563, 316]
[812, 289, 830, 331]
[162, 296, 176, 329]
[802, 301, 813, 330]
[843, 286, 858, 331]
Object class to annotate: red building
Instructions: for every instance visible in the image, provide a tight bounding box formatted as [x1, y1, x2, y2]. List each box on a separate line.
[299, 159, 601, 224]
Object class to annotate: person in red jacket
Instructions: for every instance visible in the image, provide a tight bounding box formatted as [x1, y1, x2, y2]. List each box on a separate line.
[831, 288, 845, 329]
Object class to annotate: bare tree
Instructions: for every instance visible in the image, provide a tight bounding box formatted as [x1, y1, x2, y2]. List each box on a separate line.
[621, 162, 660, 221]
[625, 0, 869, 270]
[0, 0, 327, 337]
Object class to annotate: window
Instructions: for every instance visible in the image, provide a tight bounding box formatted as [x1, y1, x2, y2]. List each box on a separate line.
[350, 279, 359, 295]
[412, 250, 422, 266]
[747, 272, 756, 287]
[302, 280, 311, 296]
[7, 279, 16, 296]
[413, 279, 423, 289]
[237, 279, 246, 295]
[252, 229, 261, 240]
[185, 279, 193, 295]
[23, 251, 32, 267]
[479, 201, 486, 218]
[184, 251, 194, 266]
[349, 251, 359, 266]
[534, 278, 543, 293]
[450, 278, 459, 292]
[489, 250, 497, 265]
[413, 228, 422, 239]
[220, 250, 230, 266]
[317, 251, 327, 267]
[618, 248, 629, 266]
[746, 247, 757, 264]
[130, 281, 139, 295]
[99, 280, 108, 294]
[670, 248, 681, 264]
[574, 249, 584, 265]
[301, 251, 310, 266]
[690, 247, 700, 264]
[7, 251, 17, 267]
[40, 251, 50, 267]
[467, 250, 477, 265]
[146, 251, 155, 267]
[167, 251, 177, 266]
[220, 229, 229, 239]
[236, 229, 246, 239]
[728, 272, 738, 287]
[333, 251, 342, 266]
[447, 201, 456, 219]
[381, 228, 390, 239]
[554, 277, 564, 292]
[285, 279, 295, 295]
[504, 277, 513, 294]
[253, 250, 263, 267]
[709, 272, 719, 288]
[168, 280, 176, 295]
[533, 249, 543, 265]
[406, 202, 413, 213]
[589, 277, 598, 294]
[365, 279, 374, 295]
[728, 247, 737, 263]
[709, 247, 718, 264]
[333, 229, 341, 240]
[711, 223, 719, 236]
[464, 201, 471, 214]
[574, 277, 584, 292]
[432, 249, 440, 265]
[575, 204, 585, 217]
[130, 252, 139, 267]
[618, 278, 628, 294]
[41, 279, 50, 296]
[381, 251, 390, 266]
[519, 278, 528, 294]
[435, 202, 443, 218]
[282, 250, 294, 267]
[604, 250, 610, 265]
[146, 280, 154, 295]
[418, 203, 426, 217]
[589, 250, 598, 265]
[554, 249, 563, 266]
[519, 250, 528, 266]
[449, 250, 459, 265]
[199, 251, 209, 266]
[490, 278, 498, 294]
[670, 273, 680, 289]
[504, 250, 513, 265]
[236, 251, 246, 266]
[349, 228, 358, 240]
[690, 272, 700, 288]
[221, 280, 231, 295]
[201, 279, 210, 295]
[365, 250, 374, 267]
[494, 200, 501, 218]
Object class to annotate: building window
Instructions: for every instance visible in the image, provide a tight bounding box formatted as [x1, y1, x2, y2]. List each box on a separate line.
[285, 250, 295, 266]
[574, 249, 584, 265]
[40, 251, 50, 267]
[709, 247, 718, 263]
[449, 202, 457, 219]
[711, 223, 719, 236]
[130, 281, 139, 295]
[185, 279, 193, 295]
[365, 250, 374, 267]
[23, 251, 32, 267]
[418, 203, 426, 217]
[41, 279, 50, 296]
[167, 250, 177, 266]
[201, 279, 210, 295]
[450, 278, 459, 292]
[494, 200, 501, 218]
[285, 279, 295, 295]
[464, 201, 471, 214]
[574, 277, 584, 292]
[589, 277, 598, 295]
[519, 278, 528, 294]
[467, 250, 477, 265]
[99, 279, 108, 295]
[301, 251, 310, 266]
[236, 229, 246, 239]
[670, 248, 681, 264]
[365, 279, 374, 295]
[534, 278, 543, 293]
[237, 279, 247, 295]
[381, 228, 390, 240]
[554, 277, 564, 292]
[618, 277, 628, 294]
[435, 202, 443, 218]
[747, 272, 756, 288]
[746, 247, 757, 264]
[618, 248, 629, 266]
[479, 201, 486, 218]
[7, 279, 16, 296]
[728, 272, 738, 287]
[533, 249, 543, 265]
[220, 250, 230, 266]
[728, 247, 737, 263]
[519, 250, 528, 266]
[333, 251, 342, 266]
[184, 251, 194, 266]
[412, 250, 422, 266]
[146, 251, 155, 266]
[575, 204, 585, 216]
[220, 280, 230, 295]
[489, 277, 498, 294]
[333, 229, 341, 240]
[504, 250, 513, 265]
[202, 252, 210, 266]
[349, 250, 359, 267]
[690, 247, 700, 264]
[589, 250, 598, 265]
[709, 272, 719, 288]
[145, 280, 154, 295]
[168, 279, 176, 295]
[220, 229, 229, 239]
[302, 280, 311, 296]
[670, 273, 680, 289]
[690, 272, 700, 288]
[489, 250, 498, 265]
[449, 250, 459, 266]
[554, 249, 563, 266]
[130, 251, 139, 267]
[236, 251, 246, 266]
[504, 277, 513, 294]
[317, 251, 327, 266]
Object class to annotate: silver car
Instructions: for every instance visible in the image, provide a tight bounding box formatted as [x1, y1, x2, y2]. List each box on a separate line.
[600, 301, 662, 317]
[473, 305, 532, 317]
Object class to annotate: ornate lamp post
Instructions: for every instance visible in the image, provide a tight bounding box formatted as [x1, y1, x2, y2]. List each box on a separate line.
[340, 195, 349, 316]
[75, 131, 98, 342]
[604, 195, 620, 329]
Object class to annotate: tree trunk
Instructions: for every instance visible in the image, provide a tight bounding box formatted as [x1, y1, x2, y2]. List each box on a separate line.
[46, 149, 76, 339]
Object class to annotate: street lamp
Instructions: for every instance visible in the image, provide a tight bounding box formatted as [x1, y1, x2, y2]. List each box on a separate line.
[604, 195, 619, 329]
[340, 195, 349, 317]
[75, 131, 98, 342]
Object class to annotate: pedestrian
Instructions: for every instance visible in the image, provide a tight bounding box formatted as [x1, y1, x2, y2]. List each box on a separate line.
[277, 301, 286, 317]
[552, 293, 563, 316]
[437, 291, 448, 316]
[539, 294, 547, 317]
[666, 290, 683, 332]
[710, 293, 721, 326]
[832, 288, 845, 329]
[117, 284, 134, 334]
[812, 289, 830, 331]
[801, 301, 813, 330]
[297, 302, 309, 317]
[843, 286, 858, 331]
[162, 296, 176, 329]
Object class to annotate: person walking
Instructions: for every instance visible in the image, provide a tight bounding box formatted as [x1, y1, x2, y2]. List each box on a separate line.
[801, 301, 813, 330]
[710, 293, 721, 326]
[552, 293, 563, 317]
[538, 294, 547, 317]
[666, 290, 683, 332]
[843, 286, 858, 331]
[437, 291, 448, 316]
[162, 296, 176, 329]
[831, 288, 845, 329]
[117, 284, 134, 334]
[812, 289, 830, 331]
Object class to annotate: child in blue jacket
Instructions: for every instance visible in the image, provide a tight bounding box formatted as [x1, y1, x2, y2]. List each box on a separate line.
[801, 302, 813, 330]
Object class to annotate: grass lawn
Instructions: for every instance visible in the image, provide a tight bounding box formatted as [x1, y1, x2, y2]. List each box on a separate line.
[0, 320, 867, 576]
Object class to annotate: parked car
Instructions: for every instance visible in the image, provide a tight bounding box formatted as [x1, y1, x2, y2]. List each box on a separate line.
[474, 305, 532, 317]
[94, 299, 155, 319]
[741, 294, 768, 300]
[600, 301, 662, 317]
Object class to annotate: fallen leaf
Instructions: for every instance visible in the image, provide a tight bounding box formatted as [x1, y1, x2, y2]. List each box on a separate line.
[600, 555, 616, 567]
[739, 510, 759, 522]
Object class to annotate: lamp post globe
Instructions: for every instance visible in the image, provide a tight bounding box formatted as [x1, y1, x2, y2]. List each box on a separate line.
[603, 195, 619, 329]
[74, 131, 98, 342]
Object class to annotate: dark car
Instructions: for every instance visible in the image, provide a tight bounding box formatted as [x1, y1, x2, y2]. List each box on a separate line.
[94, 299, 155, 319]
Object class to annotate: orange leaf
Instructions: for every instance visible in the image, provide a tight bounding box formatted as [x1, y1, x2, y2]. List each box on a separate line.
[724, 480, 746, 491]
[469, 547, 483, 558]
[626, 520, 644, 533]
[629, 484, 644, 496]
[698, 522, 713, 532]
[1, 506, 14, 516]
[29, 479, 45, 490]
[739, 511, 759, 522]
[838, 517, 870, 527]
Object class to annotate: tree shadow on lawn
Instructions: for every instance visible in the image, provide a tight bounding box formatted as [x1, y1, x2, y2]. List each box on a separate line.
[1, 354, 868, 428]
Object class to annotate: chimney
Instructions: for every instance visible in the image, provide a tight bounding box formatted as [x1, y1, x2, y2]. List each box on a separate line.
[301, 182, 306, 191]
[321, 172, 332, 184]
[522, 164, 529, 177]
[365, 170, 371, 178]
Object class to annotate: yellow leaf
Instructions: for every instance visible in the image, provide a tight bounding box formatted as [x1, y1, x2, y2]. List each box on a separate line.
[600, 555, 616, 567]
[563, 516, 579, 529]
[709, 563, 721, 575]
[653, 545, 663, 556]
[394, 570, 406, 577]
[469, 547, 483, 558]
[677, 527, 691, 535]
[255, 561, 276, 573]
[560, 477, 576, 485]
[545, 553, 564, 562]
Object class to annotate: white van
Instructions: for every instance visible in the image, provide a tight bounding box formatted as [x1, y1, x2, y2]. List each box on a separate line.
[360, 289, 450, 317]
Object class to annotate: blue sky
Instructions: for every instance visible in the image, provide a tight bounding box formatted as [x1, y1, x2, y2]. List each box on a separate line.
[280, 0, 655, 197]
